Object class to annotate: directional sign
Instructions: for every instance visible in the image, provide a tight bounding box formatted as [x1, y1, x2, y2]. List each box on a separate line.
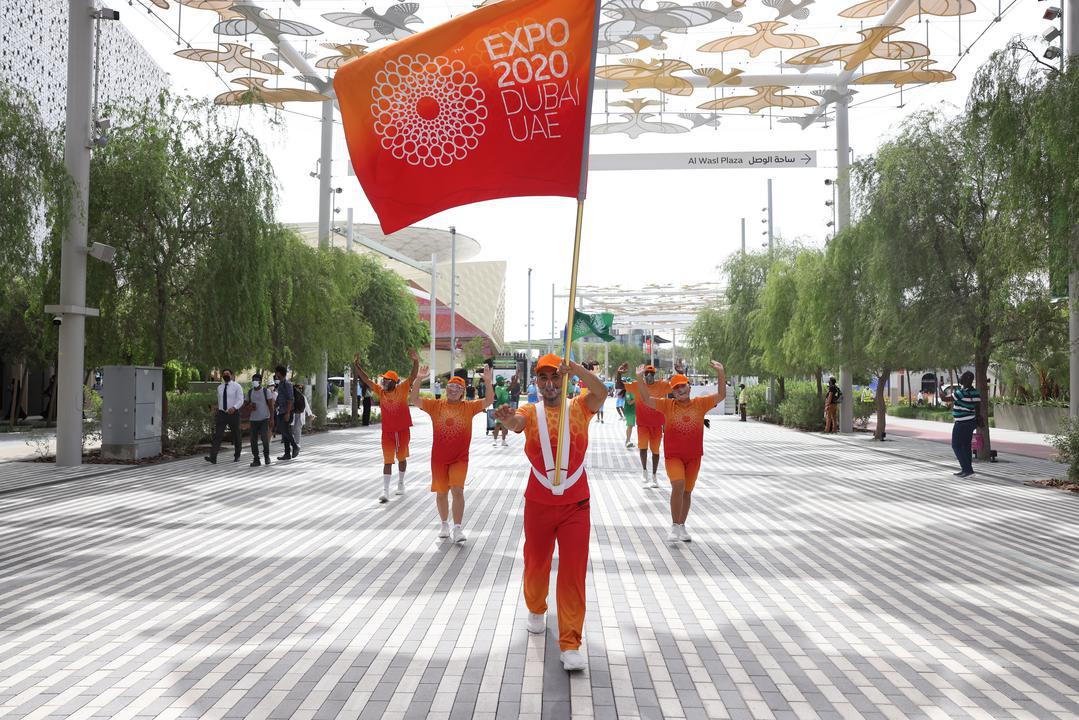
[589, 151, 817, 171]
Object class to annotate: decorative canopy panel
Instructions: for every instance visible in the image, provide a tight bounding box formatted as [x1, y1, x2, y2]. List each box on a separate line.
[140, 0, 1002, 126]
[562, 283, 726, 330]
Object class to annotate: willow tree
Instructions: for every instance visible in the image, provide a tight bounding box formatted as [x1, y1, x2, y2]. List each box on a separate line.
[690, 251, 770, 378]
[0, 83, 68, 411]
[86, 93, 278, 370]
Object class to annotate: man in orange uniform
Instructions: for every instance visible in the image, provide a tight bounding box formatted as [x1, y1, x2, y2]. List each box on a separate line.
[410, 364, 493, 543]
[493, 354, 605, 672]
[634, 361, 726, 543]
[617, 363, 672, 488]
[354, 349, 419, 503]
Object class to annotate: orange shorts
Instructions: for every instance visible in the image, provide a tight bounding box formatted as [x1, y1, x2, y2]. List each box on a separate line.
[664, 457, 702, 492]
[381, 429, 410, 464]
[637, 425, 663, 454]
[431, 461, 468, 493]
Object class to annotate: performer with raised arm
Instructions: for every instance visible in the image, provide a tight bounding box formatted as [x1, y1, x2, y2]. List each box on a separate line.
[410, 364, 493, 542]
[493, 354, 605, 672]
[617, 362, 673, 488]
[353, 349, 420, 503]
[633, 360, 726, 543]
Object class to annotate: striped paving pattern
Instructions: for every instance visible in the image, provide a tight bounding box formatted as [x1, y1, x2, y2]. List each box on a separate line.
[0, 407, 1077, 720]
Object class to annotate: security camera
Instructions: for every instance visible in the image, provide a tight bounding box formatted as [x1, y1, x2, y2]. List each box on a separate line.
[88, 242, 116, 264]
[1043, 26, 1062, 42]
[52, 315, 63, 327]
[93, 7, 120, 20]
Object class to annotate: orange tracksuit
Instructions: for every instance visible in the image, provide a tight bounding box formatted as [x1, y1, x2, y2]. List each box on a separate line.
[418, 398, 485, 491]
[373, 381, 412, 463]
[625, 380, 672, 454]
[654, 395, 721, 491]
[515, 397, 595, 650]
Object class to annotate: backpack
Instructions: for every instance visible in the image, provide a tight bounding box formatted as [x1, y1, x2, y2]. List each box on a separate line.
[294, 389, 307, 413]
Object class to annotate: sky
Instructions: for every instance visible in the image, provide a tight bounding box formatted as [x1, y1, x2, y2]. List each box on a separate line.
[115, 0, 1051, 344]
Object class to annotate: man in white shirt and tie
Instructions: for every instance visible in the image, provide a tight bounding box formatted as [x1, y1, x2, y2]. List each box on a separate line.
[205, 369, 244, 464]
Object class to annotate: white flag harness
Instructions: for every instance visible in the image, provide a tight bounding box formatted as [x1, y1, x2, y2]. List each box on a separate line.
[531, 400, 585, 496]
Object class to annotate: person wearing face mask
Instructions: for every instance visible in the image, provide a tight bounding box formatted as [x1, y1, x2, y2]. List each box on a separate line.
[633, 361, 726, 543]
[205, 368, 245, 464]
[245, 373, 275, 467]
[409, 364, 493, 543]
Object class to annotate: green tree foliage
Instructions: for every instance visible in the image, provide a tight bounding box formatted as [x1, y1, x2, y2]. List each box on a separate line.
[688, 252, 769, 377]
[0, 83, 68, 370]
[461, 337, 486, 370]
[85, 93, 277, 369]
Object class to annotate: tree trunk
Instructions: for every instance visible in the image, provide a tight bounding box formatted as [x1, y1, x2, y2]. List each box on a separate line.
[975, 332, 993, 461]
[906, 369, 912, 406]
[350, 377, 359, 420]
[873, 366, 891, 441]
[815, 368, 823, 399]
[155, 284, 169, 452]
[778, 376, 786, 404]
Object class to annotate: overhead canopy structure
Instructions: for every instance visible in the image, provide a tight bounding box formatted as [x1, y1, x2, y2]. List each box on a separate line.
[559, 282, 725, 331]
[131, 0, 1010, 131]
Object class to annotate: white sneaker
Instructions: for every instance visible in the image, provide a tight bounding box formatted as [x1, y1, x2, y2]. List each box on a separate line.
[650, 475, 659, 488]
[452, 525, 466, 543]
[378, 493, 388, 504]
[678, 525, 692, 542]
[642, 469, 650, 485]
[501, 438, 507, 447]
[438, 522, 450, 538]
[526, 612, 546, 634]
[667, 525, 680, 542]
[396, 480, 405, 496]
[560, 649, 587, 671]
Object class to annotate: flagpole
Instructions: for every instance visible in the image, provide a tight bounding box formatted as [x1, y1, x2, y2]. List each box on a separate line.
[552, 0, 602, 487]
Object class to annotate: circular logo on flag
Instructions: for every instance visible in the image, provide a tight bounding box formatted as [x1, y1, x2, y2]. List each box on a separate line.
[371, 54, 487, 168]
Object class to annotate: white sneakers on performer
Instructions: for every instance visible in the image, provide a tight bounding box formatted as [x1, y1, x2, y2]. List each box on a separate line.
[678, 525, 692, 542]
[396, 477, 405, 496]
[452, 525, 466, 543]
[650, 475, 659, 488]
[560, 649, 587, 671]
[667, 524, 681, 542]
[379, 493, 389, 504]
[527, 612, 546, 634]
[642, 469, 650, 485]
[439, 522, 451, 539]
[501, 438, 507, 447]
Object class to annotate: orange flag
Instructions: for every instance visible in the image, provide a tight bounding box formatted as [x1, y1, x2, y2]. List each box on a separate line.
[334, 0, 599, 234]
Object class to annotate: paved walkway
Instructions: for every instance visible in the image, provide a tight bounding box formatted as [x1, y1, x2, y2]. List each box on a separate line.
[870, 416, 1056, 461]
[1, 405, 1077, 720]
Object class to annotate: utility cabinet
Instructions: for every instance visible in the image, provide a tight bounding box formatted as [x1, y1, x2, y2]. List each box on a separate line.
[101, 366, 162, 460]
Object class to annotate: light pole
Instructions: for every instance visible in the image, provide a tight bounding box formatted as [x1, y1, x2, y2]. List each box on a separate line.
[1068, 0, 1079, 418]
[450, 225, 457, 370]
[430, 252, 437, 391]
[550, 283, 555, 355]
[526, 267, 532, 384]
[836, 92, 854, 433]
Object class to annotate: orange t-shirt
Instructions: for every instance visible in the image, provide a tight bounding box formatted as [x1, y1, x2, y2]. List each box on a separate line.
[420, 398, 485, 464]
[517, 397, 595, 505]
[624, 380, 672, 428]
[655, 395, 719, 460]
[372, 380, 412, 433]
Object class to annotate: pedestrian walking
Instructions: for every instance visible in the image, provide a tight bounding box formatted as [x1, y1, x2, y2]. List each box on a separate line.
[509, 374, 521, 409]
[354, 349, 420, 503]
[824, 377, 841, 433]
[245, 373, 275, 467]
[410, 364, 493, 543]
[738, 383, 748, 422]
[623, 387, 637, 448]
[527, 378, 539, 404]
[274, 365, 299, 461]
[943, 371, 981, 478]
[205, 369, 244, 464]
[633, 361, 726, 543]
[292, 382, 311, 451]
[493, 355, 607, 672]
[492, 375, 511, 446]
[433, 378, 442, 400]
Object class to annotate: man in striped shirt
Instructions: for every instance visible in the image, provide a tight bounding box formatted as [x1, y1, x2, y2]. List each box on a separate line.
[944, 371, 981, 478]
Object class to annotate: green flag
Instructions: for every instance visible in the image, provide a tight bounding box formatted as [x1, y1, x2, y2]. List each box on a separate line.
[572, 310, 615, 342]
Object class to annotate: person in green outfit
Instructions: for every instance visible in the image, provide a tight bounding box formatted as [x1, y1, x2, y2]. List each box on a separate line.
[623, 387, 637, 449]
[738, 383, 747, 422]
[492, 375, 512, 447]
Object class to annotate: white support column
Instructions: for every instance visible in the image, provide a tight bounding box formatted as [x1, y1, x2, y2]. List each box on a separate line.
[836, 92, 854, 433]
[527, 267, 532, 384]
[450, 226, 457, 370]
[314, 96, 333, 424]
[430, 252, 437, 390]
[650, 327, 655, 366]
[672, 328, 677, 371]
[54, 0, 96, 466]
[550, 283, 555, 355]
[1067, 0, 1079, 418]
[741, 217, 746, 255]
[346, 207, 354, 253]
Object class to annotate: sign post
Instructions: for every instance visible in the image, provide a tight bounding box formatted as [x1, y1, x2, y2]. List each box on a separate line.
[590, 151, 817, 171]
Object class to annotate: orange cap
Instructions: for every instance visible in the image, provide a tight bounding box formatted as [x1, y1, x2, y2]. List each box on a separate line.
[644, 365, 657, 374]
[535, 354, 563, 373]
[670, 374, 689, 388]
[447, 376, 466, 387]
[383, 370, 400, 382]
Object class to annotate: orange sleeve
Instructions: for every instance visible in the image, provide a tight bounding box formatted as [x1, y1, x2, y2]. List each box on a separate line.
[655, 398, 673, 418]
[697, 395, 720, 412]
[572, 396, 595, 421]
[468, 399, 485, 416]
[514, 403, 534, 434]
[371, 385, 382, 399]
[420, 398, 438, 416]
